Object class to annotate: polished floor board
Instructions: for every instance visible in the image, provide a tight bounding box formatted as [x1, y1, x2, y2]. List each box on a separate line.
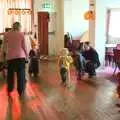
[0, 62, 119, 120]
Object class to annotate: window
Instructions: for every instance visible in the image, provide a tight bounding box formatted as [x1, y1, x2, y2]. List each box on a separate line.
[106, 8, 120, 44]
[109, 9, 120, 38]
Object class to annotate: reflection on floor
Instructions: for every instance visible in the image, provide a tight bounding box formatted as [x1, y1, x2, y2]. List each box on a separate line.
[0, 62, 120, 120]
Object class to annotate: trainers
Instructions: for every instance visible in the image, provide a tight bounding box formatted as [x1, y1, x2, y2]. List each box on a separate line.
[63, 82, 67, 86]
[60, 81, 66, 86]
[19, 92, 25, 100]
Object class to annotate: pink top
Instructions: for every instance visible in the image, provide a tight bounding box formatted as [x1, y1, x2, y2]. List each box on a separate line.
[4, 31, 28, 60]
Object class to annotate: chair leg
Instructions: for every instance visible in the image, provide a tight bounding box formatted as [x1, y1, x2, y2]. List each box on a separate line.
[113, 65, 117, 76]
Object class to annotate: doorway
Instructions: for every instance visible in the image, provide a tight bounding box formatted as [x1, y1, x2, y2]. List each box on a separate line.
[38, 12, 49, 55]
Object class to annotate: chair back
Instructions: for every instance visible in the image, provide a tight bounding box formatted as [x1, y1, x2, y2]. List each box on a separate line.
[116, 44, 120, 50]
[113, 49, 120, 69]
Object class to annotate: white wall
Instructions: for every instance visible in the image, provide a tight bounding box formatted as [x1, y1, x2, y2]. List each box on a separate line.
[64, 0, 89, 38]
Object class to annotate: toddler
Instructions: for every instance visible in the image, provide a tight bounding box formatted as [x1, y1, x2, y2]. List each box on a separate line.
[58, 48, 73, 86]
[28, 40, 39, 77]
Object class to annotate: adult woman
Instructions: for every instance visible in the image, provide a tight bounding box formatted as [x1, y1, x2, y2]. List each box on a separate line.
[4, 22, 28, 97]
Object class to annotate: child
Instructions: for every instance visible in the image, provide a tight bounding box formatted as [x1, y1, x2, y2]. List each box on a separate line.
[73, 43, 85, 81]
[74, 50, 86, 81]
[28, 40, 39, 77]
[58, 48, 73, 86]
[0, 40, 7, 78]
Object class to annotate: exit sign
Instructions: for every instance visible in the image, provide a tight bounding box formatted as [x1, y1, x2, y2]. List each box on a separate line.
[42, 3, 54, 9]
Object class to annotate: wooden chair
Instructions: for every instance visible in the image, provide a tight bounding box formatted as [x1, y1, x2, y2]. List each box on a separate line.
[105, 47, 114, 66]
[116, 44, 120, 50]
[113, 49, 120, 76]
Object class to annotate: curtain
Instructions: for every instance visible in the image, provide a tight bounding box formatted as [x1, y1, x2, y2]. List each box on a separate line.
[106, 9, 111, 43]
[0, 0, 32, 33]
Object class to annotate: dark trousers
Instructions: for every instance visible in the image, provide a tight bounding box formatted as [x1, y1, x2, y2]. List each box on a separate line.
[7, 58, 26, 95]
[85, 62, 99, 76]
[28, 59, 39, 76]
[60, 67, 67, 83]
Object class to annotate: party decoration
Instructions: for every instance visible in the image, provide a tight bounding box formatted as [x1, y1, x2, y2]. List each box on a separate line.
[7, 8, 32, 15]
[84, 10, 95, 20]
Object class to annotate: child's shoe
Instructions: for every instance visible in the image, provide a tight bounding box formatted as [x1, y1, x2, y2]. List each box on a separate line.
[34, 73, 38, 77]
[3, 69, 7, 78]
[60, 81, 66, 86]
[63, 82, 67, 86]
[77, 72, 82, 81]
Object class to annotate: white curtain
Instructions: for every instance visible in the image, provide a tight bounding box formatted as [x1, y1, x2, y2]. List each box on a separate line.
[0, 0, 32, 33]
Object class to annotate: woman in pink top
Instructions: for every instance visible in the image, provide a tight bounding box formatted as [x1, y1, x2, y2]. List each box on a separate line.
[4, 22, 28, 97]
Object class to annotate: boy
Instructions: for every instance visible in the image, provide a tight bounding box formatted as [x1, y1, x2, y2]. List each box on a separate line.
[74, 43, 85, 81]
[28, 40, 39, 77]
[0, 40, 7, 78]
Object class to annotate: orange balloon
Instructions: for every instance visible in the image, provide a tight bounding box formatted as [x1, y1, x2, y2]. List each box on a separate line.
[84, 10, 95, 20]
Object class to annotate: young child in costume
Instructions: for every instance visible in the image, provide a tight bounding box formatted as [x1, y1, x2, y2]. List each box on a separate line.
[73, 43, 85, 81]
[0, 40, 7, 78]
[28, 40, 39, 77]
[73, 51, 85, 81]
[58, 48, 73, 86]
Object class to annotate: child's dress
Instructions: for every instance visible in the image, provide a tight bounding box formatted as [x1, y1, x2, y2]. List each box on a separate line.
[28, 48, 39, 76]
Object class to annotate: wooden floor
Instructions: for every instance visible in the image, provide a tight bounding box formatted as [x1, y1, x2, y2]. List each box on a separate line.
[0, 61, 120, 120]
